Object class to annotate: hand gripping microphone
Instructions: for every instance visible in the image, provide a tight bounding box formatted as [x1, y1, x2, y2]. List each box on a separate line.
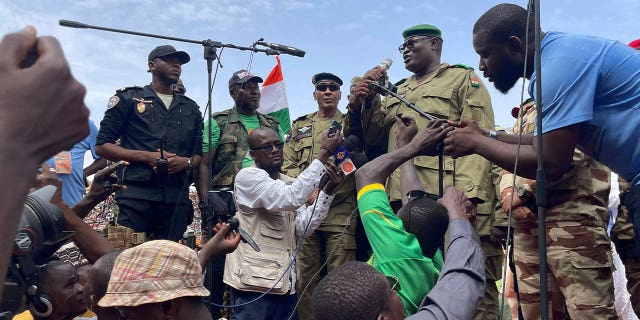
[228, 217, 261, 252]
[318, 135, 361, 190]
[372, 58, 398, 96]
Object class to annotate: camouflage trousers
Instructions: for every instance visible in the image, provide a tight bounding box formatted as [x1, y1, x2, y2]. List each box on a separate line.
[296, 229, 357, 320]
[514, 219, 617, 319]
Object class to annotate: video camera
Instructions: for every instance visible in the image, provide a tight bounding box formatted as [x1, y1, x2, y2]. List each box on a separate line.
[1, 186, 72, 319]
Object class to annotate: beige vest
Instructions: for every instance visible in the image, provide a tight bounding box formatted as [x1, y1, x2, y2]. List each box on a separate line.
[223, 174, 297, 294]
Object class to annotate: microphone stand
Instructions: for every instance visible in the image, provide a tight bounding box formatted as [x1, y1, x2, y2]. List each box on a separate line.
[370, 82, 445, 197]
[529, 0, 549, 318]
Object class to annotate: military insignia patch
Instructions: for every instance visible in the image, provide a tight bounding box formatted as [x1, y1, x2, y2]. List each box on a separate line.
[295, 126, 312, 140]
[107, 96, 119, 109]
[470, 76, 480, 88]
[285, 129, 292, 142]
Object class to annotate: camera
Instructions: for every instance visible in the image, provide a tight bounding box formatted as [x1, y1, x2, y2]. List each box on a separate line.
[1, 185, 72, 318]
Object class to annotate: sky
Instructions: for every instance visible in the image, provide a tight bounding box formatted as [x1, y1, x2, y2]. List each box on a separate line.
[2, 0, 638, 131]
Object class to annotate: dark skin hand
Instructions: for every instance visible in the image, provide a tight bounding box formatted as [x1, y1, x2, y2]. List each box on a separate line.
[444, 119, 579, 181]
[438, 186, 475, 222]
[348, 66, 387, 113]
[198, 222, 241, 270]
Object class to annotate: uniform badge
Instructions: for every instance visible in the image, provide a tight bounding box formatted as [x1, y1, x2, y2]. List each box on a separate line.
[107, 96, 120, 109]
[470, 76, 480, 88]
[295, 126, 313, 140]
[132, 98, 152, 114]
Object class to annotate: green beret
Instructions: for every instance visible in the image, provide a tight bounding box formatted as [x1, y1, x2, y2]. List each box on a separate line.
[312, 72, 343, 86]
[402, 24, 442, 39]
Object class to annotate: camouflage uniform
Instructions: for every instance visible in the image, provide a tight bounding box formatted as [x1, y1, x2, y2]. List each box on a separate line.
[500, 100, 616, 319]
[282, 111, 357, 320]
[351, 62, 502, 319]
[203, 107, 280, 188]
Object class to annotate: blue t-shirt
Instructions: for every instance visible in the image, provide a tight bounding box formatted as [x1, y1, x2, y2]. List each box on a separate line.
[46, 120, 99, 206]
[530, 32, 640, 185]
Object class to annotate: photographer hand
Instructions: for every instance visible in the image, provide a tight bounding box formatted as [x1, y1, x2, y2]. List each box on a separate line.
[198, 223, 241, 270]
[86, 160, 128, 203]
[322, 163, 345, 195]
[317, 130, 343, 163]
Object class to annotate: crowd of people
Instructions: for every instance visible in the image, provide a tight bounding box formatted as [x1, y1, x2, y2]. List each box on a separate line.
[1, 3, 639, 320]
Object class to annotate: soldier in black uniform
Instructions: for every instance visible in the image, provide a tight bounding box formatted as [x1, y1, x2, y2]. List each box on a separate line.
[96, 45, 203, 241]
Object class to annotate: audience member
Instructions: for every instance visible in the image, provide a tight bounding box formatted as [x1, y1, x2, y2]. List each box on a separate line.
[98, 240, 211, 320]
[314, 117, 485, 318]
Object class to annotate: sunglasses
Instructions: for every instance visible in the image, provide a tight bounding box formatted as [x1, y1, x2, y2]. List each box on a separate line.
[315, 84, 340, 92]
[251, 141, 285, 152]
[398, 36, 436, 53]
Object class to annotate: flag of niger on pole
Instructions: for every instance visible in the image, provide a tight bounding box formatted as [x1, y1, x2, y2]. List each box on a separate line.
[259, 56, 291, 134]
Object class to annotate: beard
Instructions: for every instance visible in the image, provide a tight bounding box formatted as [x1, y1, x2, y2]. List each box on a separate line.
[492, 72, 521, 94]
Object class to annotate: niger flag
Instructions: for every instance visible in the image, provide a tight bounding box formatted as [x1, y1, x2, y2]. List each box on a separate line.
[259, 56, 291, 134]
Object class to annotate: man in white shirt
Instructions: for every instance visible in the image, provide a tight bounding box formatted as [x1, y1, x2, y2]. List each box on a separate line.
[224, 126, 343, 320]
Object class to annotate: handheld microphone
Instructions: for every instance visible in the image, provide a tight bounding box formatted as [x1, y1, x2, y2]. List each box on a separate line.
[318, 136, 361, 189]
[256, 41, 306, 57]
[228, 217, 261, 252]
[373, 58, 396, 96]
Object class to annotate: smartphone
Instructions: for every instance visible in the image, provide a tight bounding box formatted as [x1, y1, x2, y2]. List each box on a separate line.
[327, 120, 342, 137]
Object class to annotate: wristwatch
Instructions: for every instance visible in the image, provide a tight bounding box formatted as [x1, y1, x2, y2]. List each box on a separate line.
[186, 157, 192, 170]
[488, 129, 498, 140]
[517, 185, 533, 199]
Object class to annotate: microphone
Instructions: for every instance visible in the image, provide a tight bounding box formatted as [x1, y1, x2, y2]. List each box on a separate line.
[318, 135, 361, 189]
[373, 58, 396, 96]
[228, 217, 261, 252]
[378, 58, 393, 72]
[256, 41, 306, 57]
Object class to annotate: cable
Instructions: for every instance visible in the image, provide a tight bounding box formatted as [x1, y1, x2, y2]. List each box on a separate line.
[205, 184, 325, 309]
[497, 2, 534, 319]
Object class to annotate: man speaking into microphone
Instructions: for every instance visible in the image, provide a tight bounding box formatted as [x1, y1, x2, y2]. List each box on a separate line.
[282, 72, 360, 320]
[345, 24, 501, 319]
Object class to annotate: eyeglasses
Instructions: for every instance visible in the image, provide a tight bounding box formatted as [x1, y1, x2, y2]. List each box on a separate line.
[251, 141, 284, 152]
[315, 84, 340, 92]
[374, 275, 401, 319]
[398, 36, 435, 53]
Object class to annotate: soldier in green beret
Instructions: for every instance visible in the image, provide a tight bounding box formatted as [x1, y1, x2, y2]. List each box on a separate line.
[282, 72, 358, 320]
[345, 23, 502, 319]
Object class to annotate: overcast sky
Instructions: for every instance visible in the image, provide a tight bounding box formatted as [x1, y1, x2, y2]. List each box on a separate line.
[2, 0, 638, 129]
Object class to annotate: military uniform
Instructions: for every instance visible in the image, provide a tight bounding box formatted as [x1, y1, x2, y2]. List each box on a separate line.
[282, 110, 357, 320]
[351, 61, 502, 318]
[203, 107, 280, 188]
[96, 84, 203, 241]
[500, 100, 616, 319]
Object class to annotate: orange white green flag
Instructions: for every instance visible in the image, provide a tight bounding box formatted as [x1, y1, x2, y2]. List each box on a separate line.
[258, 56, 291, 134]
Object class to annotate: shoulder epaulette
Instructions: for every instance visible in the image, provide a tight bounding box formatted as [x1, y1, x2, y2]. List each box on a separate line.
[261, 112, 280, 124]
[212, 109, 232, 117]
[116, 86, 143, 93]
[394, 78, 408, 86]
[179, 95, 198, 105]
[292, 114, 309, 123]
[450, 63, 474, 70]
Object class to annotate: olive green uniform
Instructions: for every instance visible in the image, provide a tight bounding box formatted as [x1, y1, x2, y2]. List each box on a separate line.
[348, 62, 502, 319]
[282, 111, 357, 320]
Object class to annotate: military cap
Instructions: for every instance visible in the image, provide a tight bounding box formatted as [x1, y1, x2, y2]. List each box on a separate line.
[350, 76, 363, 87]
[402, 24, 442, 39]
[148, 45, 190, 64]
[228, 69, 263, 88]
[629, 39, 640, 50]
[312, 72, 343, 86]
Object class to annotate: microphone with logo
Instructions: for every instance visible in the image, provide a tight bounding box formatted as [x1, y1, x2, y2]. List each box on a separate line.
[318, 135, 364, 190]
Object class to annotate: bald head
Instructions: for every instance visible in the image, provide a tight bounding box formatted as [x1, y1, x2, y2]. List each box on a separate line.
[247, 126, 279, 149]
[473, 3, 533, 45]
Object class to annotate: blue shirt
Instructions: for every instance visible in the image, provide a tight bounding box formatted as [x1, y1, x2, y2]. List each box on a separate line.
[530, 32, 640, 185]
[46, 120, 99, 206]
